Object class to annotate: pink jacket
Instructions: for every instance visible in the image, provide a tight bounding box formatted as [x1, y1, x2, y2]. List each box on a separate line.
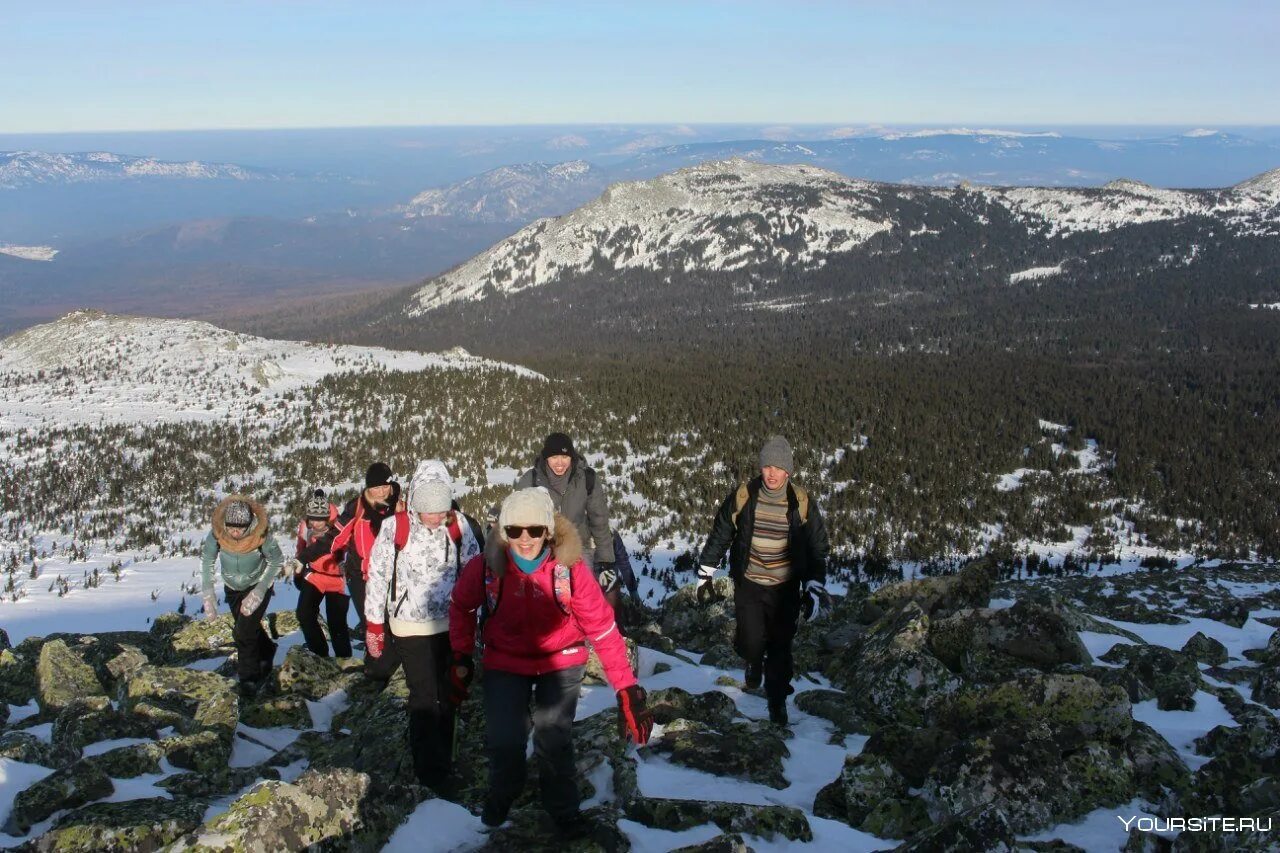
[450, 515, 637, 690]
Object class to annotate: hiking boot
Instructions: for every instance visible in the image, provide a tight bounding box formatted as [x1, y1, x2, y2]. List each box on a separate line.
[768, 700, 789, 726]
[237, 678, 264, 699]
[481, 797, 510, 828]
[744, 661, 762, 690]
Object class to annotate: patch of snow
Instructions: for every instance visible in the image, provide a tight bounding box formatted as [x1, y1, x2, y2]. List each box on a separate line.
[1131, 691, 1236, 771]
[0, 759, 55, 835]
[6, 701, 39, 724]
[1024, 798, 1161, 850]
[1249, 302, 1280, 310]
[0, 245, 57, 262]
[1009, 264, 1063, 284]
[306, 689, 350, 732]
[82, 737, 154, 757]
[383, 797, 487, 852]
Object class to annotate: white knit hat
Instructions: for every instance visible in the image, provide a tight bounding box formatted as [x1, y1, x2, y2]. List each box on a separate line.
[498, 487, 554, 533]
[411, 480, 453, 514]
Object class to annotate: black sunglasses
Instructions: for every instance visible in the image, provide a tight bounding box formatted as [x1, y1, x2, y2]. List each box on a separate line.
[503, 525, 548, 540]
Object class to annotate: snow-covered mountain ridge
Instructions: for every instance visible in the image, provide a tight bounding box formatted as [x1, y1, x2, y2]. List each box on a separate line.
[406, 160, 1280, 314]
[408, 159, 894, 314]
[0, 311, 539, 427]
[401, 160, 607, 223]
[0, 150, 282, 189]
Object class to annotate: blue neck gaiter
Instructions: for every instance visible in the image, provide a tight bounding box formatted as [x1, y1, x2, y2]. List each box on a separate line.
[510, 547, 548, 575]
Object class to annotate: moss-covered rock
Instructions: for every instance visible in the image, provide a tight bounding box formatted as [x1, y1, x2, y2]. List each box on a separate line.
[476, 805, 629, 852]
[159, 765, 281, 799]
[1188, 706, 1280, 815]
[986, 600, 1092, 669]
[646, 687, 742, 729]
[1125, 721, 1192, 804]
[585, 636, 640, 687]
[167, 614, 237, 662]
[0, 645, 38, 707]
[892, 804, 1017, 852]
[1250, 666, 1280, 710]
[167, 768, 379, 850]
[793, 690, 874, 737]
[669, 834, 750, 853]
[932, 674, 1133, 748]
[812, 752, 929, 838]
[661, 578, 736, 653]
[271, 645, 346, 700]
[861, 559, 995, 625]
[123, 665, 238, 735]
[624, 798, 812, 841]
[3, 761, 114, 835]
[51, 697, 157, 758]
[0, 730, 58, 766]
[824, 602, 960, 726]
[26, 796, 206, 852]
[641, 718, 788, 789]
[1181, 632, 1229, 666]
[1099, 644, 1201, 711]
[36, 640, 106, 714]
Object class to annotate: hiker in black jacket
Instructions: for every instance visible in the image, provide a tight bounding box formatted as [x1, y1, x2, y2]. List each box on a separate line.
[695, 436, 831, 725]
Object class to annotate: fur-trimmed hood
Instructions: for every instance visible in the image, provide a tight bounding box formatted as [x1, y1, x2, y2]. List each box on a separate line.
[212, 495, 269, 554]
[484, 513, 582, 577]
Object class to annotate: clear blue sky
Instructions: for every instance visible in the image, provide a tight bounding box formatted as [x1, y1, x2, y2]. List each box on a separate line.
[4, 0, 1277, 132]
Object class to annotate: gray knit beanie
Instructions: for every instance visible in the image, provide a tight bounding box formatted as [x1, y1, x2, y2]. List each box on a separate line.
[759, 435, 794, 474]
[224, 500, 254, 528]
[411, 480, 453, 514]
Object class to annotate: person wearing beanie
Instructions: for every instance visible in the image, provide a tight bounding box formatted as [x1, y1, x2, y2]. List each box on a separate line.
[199, 495, 284, 693]
[694, 435, 831, 726]
[330, 462, 403, 649]
[362, 461, 482, 794]
[450, 487, 651, 836]
[512, 431, 632, 619]
[289, 488, 351, 659]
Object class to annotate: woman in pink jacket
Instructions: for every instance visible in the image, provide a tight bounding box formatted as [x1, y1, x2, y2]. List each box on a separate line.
[449, 487, 651, 836]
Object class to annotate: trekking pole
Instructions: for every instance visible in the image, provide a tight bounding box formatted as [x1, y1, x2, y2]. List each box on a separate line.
[451, 709, 461, 763]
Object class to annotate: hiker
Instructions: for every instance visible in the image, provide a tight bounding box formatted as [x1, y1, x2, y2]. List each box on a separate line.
[450, 487, 652, 835]
[288, 488, 351, 659]
[364, 463, 482, 793]
[200, 495, 284, 692]
[331, 462, 401, 645]
[514, 432, 635, 616]
[695, 436, 831, 725]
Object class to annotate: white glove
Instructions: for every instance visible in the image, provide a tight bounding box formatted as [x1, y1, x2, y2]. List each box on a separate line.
[202, 594, 218, 621]
[239, 590, 264, 617]
[801, 580, 831, 622]
[696, 564, 717, 586]
[281, 558, 302, 580]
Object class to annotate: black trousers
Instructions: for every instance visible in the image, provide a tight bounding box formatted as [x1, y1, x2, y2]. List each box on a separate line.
[295, 579, 352, 658]
[345, 562, 367, 636]
[733, 578, 801, 704]
[224, 585, 276, 681]
[483, 666, 584, 820]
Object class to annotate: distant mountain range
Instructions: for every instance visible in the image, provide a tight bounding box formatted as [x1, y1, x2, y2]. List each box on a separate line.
[0, 150, 295, 189]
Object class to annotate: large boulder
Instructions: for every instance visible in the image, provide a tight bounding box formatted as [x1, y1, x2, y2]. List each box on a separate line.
[861, 558, 996, 624]
[25, 797, 206, 852]
[646, 687, 742, 730]
[271, 645, 347, 700]
[813, 752, 931, 839]
[3, 761, 114, 835]
[51, 696, 157, 758]
[625, 798, 813, 842]
[584, 636, 641, 687]
[928, 601, 1091, 682]
[36, 640, 106, 714]
[0, 731, 58, 766]
[1099, 644, 1201, 711]
[890, 804, 1018, 852]
[641, 718, 789, 789]
[793, 690, 874, 737]
[661, 578, 736, 652]
[167, 768, 381, 850]
[1181, 632, 1229, 666]
[824, 602, 960, 726]
[1188, 706, 1280, 815]
[122, 666, 238, 735]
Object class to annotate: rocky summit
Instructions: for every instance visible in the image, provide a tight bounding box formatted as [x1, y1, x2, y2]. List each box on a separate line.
[2, 561, 1280, 851]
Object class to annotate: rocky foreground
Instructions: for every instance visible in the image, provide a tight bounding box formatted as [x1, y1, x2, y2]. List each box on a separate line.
[2, 561, 1280, 851]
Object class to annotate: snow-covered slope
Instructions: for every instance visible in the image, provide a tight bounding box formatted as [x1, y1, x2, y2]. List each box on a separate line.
[0, 151, 279, 189]
[402, 160, 607, 223]
[0, 310, 539, 427]
[408, 159, 893, 314]
[975, 167, 1280, 237]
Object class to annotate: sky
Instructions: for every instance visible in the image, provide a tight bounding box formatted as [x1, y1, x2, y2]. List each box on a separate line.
[3, 0, 1278, 133]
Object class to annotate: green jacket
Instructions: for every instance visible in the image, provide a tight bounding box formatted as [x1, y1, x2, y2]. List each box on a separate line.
[201, 531, 282, 598]
[200, 495, 283, 599]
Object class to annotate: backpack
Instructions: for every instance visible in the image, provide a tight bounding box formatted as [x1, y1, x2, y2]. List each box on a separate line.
[477, 550, 573, 650]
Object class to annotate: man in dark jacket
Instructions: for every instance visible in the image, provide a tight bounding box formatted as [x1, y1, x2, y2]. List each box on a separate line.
[330, 462, 402, 646]
[513, 433, 619, 603]
[695, 436, 830, 725]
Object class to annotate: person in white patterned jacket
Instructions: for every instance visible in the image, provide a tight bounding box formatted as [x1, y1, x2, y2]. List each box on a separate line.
[363, 460, 483, 794]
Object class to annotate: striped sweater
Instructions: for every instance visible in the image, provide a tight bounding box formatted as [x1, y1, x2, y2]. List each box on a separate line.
[745, 483, 791, 585]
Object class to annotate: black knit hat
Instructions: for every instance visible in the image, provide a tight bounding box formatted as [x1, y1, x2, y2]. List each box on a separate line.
[541, 432, 576, 459]
[365, 462, 393, 489]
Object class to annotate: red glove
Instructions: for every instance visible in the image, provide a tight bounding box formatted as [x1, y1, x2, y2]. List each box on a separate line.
[366, 622, 385, 659]
[449, 655, 474, 706]
[617, 685, 653, 745]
